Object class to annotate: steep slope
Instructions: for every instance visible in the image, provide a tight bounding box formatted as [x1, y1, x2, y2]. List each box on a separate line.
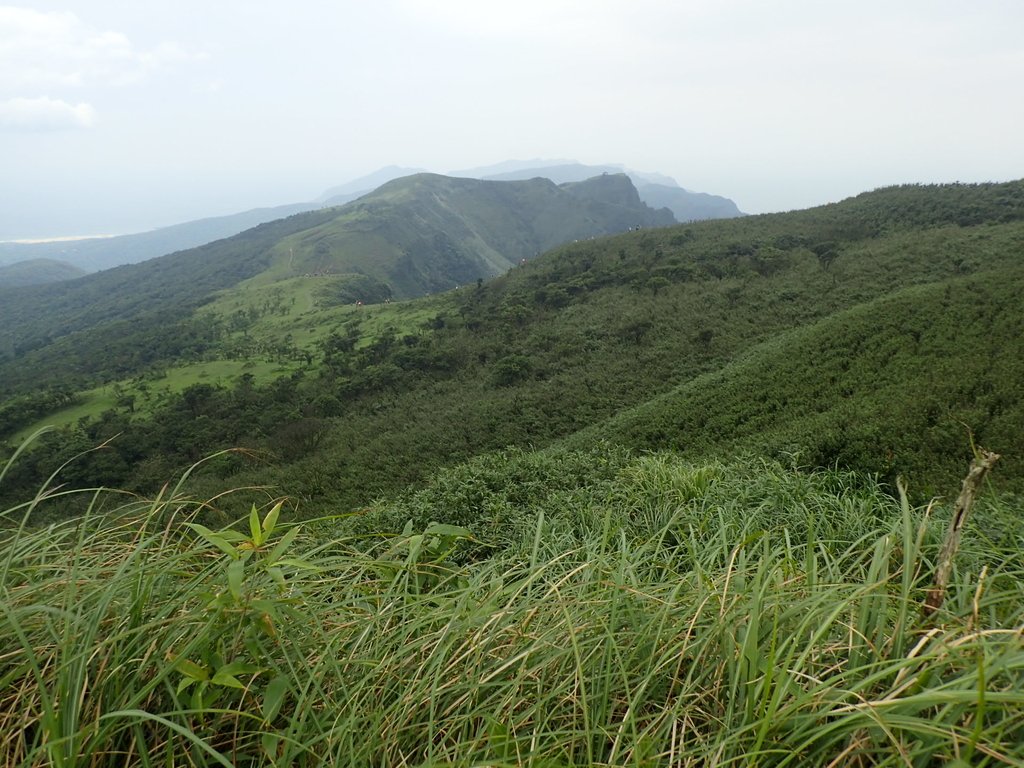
[0, 258, 87, 287]
[0, 202, 316, 272]
[473, 161, 744, 221]
[260, 173, 674, 297]
[635, 182, 744, 221]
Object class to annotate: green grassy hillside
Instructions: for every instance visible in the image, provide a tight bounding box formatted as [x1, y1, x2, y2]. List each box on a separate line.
[2, 451, 1022, 766]
[247, 172, 674, 297]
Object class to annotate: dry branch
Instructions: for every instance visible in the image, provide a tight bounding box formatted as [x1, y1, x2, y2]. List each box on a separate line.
[923, 448, 1000, 616]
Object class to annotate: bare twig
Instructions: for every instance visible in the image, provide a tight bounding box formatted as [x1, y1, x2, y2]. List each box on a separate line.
[923, 448, 999, 617]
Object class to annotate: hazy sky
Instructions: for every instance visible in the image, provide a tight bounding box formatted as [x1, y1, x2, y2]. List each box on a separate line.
[2, 1, 1022, 238]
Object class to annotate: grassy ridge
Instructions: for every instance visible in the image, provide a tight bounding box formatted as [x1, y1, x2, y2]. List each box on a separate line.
[2, 452, 1022, 766]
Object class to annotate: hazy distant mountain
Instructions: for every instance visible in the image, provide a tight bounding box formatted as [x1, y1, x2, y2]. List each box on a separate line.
[448, 158, 580, 177]
[0, 258, 87, 287]
[0, 202, 317, 273]
[319, 165, 426, 206]
[0, 172, 674, 361]
[633, 183, 743, 222]
[456, 160, 744, 222]
[481, 163, 630, 184]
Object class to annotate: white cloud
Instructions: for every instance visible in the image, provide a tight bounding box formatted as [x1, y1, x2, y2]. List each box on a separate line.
[0, 96, 95, 130]
[0, 5, 200, 90]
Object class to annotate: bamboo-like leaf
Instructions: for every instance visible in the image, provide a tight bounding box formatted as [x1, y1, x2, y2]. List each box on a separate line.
[175, 658, 209, 682]
[227, 558, 245, 601]
[423, 523, 473, 538]
[249, 505, 263, 546]
[185, 523, 239, 558]
[218, 660, 261, 676]
[261, 732, 280, 760]
[267, 566, 286, 588]
[262, 501, 283, 537]
[266, 526, 299, 565]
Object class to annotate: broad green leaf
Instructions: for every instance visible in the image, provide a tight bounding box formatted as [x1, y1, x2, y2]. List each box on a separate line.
[211, 671, 245, 689]
[262, 501, 283, 537]
[267, 566, 286, 588]
[249, 505, 263, 546]
[175, 658, 209, 682]
[176, 677, 196, 695]
[218, 660, 261, 676]
[262, 675, 290, 723]
[406, 534, 423, 565]
[261, 732, 280, 760]
[227, 558, 245, 601]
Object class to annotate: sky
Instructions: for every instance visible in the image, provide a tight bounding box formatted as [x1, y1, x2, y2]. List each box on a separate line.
[1, 0, 1023, 239]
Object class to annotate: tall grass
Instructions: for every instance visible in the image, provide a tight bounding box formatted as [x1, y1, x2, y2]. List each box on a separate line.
[2, 453, 1022, 766]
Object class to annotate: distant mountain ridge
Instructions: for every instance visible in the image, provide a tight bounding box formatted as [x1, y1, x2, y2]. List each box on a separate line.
[0, 160, 736, 280]
[318, 165, 426, 206]
[0, 171, 673, 369]
[459, 160, 744, 222]
[0, 202, 317, 273]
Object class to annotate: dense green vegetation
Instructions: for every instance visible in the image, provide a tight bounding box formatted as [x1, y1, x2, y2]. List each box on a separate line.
[0, 259, 87, 287]
[3, 450, 1022, 766]
[1, 181, 1023, 516]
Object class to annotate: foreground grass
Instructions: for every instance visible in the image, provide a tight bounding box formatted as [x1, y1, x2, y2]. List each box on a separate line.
[2, 454, 1022, 766]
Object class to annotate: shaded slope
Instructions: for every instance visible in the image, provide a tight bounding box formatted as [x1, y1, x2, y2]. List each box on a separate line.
[0, 258, 87, 287]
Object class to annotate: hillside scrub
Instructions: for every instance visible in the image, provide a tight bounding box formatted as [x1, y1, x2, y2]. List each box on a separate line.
[3, 451, 1023, 766]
